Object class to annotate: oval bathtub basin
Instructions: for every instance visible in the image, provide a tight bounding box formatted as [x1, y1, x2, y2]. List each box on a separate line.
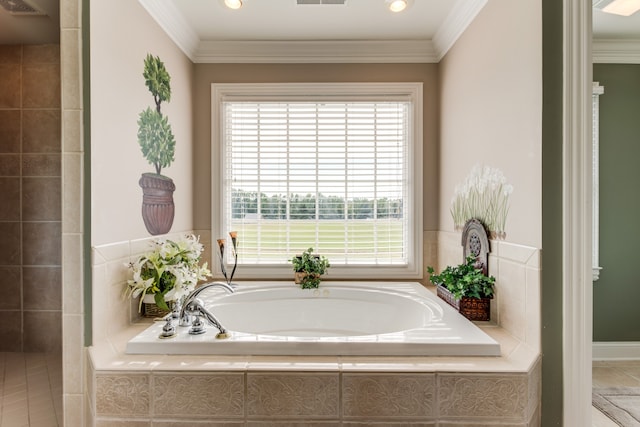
[125, 281, 501, 357]
[211, 287, 433, 337]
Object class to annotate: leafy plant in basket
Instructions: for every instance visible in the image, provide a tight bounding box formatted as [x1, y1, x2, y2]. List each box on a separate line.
[426, 255, 495, 321]
[427, 255, 495, 300]
[290, 247, 330, 289]
[125, 234, 211, 313]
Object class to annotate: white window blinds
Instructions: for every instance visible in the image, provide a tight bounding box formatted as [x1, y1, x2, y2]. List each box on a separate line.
[222, 100, 409, 266]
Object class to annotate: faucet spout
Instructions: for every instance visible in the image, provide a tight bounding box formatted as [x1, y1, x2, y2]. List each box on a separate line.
[179, 281, 235, 339]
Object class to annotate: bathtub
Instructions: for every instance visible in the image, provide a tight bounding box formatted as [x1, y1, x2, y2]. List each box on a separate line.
[125, 281, 501, 356]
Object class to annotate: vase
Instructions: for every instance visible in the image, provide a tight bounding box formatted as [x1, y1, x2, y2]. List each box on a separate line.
[139, 173, 175, 235]
[294, 271, 321, 285]
[141, 293, 175, 318]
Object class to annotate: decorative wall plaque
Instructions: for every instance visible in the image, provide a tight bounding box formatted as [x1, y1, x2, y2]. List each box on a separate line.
[461, 218, 491, 276]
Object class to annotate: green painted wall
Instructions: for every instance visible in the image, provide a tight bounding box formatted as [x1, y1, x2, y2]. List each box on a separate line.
[593, 64, 640, 342]
[541, 0, 563, 424]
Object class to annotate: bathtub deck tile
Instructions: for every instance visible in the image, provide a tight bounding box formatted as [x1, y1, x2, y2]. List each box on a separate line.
[343, 423, 435, 427]
[95, 373, 150, 417]
[247, 422, 340, 427]
[437, 372, 528, 421]
[152, 373, 244, 418]
[151, 355, 250, 372]
[342, 372, 436, 419]
[246, 372, 339, 418]
[247, 356, 341, 372]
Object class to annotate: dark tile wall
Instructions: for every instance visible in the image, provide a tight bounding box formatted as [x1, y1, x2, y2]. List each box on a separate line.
[0, 45, 61, 353]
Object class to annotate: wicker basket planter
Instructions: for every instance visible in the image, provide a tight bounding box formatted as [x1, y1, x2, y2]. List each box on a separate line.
[141, 293, 175, 318]
[436, 285, 491, 322]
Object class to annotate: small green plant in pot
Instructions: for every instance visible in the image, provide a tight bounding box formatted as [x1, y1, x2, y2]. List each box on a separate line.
[290, 247, 330, 289]
[426, 255, 495, 321]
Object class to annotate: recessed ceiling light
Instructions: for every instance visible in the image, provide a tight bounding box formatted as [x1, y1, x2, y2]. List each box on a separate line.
[594, 0, 640, 16]
[224, 0, 243, 10]
[388, 0, 407, 13]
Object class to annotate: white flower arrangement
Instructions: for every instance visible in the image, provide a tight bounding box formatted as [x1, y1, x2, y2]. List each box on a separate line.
[450, 165, 513, 238]
[125, 234, 211, 312]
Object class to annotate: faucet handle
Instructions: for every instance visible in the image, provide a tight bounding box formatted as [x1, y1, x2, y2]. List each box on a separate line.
[170, 299, 182, 319]
[189, 313, 207, 335]
[158, 317, 177, 339]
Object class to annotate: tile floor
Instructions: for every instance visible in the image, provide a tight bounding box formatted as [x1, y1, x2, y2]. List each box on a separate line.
[592, 360, 640, 427]
[0, 352, 62, 427]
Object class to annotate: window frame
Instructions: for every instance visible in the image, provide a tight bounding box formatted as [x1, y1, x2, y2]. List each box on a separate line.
[211, 82, 423, 280]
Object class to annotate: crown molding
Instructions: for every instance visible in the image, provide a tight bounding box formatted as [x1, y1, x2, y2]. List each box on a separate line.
[194, 40, 438, 63]
[138, 0, 200, 61]
[138, 0, 486, 63]
[432, 0, 488, 61]
[593, 38, 640, 63]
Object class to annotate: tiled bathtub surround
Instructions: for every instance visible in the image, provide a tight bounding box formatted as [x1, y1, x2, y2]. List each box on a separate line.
[88, 230, 541, 425]
[0, 44, 62, 353]
[91, 230, 212, 344]
[434, 231, 541, 353]
[87, 340, 540, 425]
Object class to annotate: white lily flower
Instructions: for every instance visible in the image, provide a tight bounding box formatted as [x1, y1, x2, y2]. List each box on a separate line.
[125, 233, 212, 313]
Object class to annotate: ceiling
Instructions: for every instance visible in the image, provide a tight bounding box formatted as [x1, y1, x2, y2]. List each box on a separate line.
[0, 0, 639, 62]
[593, 8, 640, 39]
[176, 0, 456, 42]
[139, 0, 488, 62]
[0, 0, 59, 44]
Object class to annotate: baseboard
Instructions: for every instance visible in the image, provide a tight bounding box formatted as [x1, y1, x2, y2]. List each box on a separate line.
[593, 341, 640, 360]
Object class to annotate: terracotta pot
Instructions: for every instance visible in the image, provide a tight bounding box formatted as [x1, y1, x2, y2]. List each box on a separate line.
[139, 173, 175, 235]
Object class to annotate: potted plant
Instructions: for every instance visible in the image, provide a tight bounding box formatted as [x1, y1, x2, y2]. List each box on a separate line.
[125, 234, 211, 317]
[137, 53, 176, 235]
[426, 255, 495, 321]
[290, 247, 330, 289]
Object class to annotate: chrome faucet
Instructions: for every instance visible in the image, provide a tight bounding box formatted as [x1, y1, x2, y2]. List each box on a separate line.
[179, 281, 235, 339]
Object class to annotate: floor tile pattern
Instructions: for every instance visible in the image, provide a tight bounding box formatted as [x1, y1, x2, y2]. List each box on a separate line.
[593, 360, 640, 427]
[0, 352, 62, 427]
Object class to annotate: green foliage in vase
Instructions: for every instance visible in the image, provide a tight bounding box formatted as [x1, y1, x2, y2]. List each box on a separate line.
[290, 247, 330, 289]
[426, 255, 495, 301]
[137, 107, 176, 175]
[138, 54, 175, 176]
[143, 53, 171, 112]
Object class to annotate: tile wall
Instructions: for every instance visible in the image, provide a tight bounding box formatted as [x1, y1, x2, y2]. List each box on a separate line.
[0, 45, 62, 353]
[434, 231, 541, 353]
[91, 231, 209, 344]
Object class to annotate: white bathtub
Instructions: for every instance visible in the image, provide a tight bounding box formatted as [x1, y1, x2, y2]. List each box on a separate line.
[125, 281, 501, 356]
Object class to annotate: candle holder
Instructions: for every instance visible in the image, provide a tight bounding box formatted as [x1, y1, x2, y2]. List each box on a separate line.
[217, 231, 238, 286]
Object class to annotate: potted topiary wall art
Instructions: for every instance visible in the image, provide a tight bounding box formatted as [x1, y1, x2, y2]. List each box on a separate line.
[137, 54, 176, 235]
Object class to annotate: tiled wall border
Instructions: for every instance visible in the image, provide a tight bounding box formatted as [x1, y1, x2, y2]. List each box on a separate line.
[61, 0, 84, 425]
[87, 359, 540, 426]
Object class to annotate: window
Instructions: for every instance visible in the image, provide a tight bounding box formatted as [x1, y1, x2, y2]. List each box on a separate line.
[211, 83, 423, 279]
[593, 82, 604, 281]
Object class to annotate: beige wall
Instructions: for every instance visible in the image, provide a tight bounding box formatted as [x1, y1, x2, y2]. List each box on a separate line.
[439, 0, 542, 248]
[193, 63, 440, 235]
[90, 0, 194, 246]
